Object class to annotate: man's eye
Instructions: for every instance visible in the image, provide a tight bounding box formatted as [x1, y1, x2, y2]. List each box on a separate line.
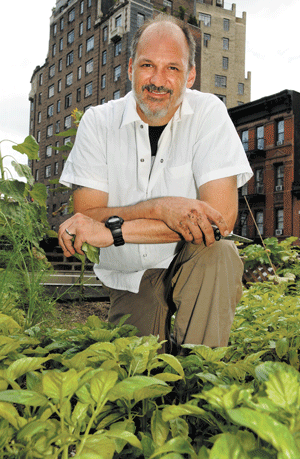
[169, 66, 179, 71]
[141, 63, 152, 68]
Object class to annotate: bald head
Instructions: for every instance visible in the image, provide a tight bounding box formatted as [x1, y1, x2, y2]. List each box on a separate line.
[130, 15, 196, 70]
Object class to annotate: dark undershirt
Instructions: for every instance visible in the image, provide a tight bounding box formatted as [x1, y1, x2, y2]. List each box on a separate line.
[148, 125, 167, 156]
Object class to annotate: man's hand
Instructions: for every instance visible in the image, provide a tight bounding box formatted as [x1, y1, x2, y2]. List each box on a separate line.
[58, 213, 113, 257]
[154, 197, 229, 246]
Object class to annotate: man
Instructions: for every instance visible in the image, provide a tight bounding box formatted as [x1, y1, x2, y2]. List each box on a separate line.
[58, 16, 253, 353]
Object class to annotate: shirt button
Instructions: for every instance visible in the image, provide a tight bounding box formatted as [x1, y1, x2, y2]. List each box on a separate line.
[143, 253, 147, 257]
[160, 159, 164, 163]
[140, 125, 144, 129]
[140, 158, 145, 162]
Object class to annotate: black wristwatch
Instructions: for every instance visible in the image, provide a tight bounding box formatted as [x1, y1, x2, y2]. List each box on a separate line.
[105, 216, 125, 247]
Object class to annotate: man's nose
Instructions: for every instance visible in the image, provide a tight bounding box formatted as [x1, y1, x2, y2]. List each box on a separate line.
[149, 68, 167, 87]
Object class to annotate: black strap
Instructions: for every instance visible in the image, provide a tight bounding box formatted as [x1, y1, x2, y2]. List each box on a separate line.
[148, 125, 167, 156]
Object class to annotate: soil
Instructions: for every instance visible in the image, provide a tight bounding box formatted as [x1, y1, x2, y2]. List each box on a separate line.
[54, 300, 110, 328]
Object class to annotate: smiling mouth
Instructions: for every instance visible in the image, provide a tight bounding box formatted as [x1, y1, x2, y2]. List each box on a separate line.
[143, 84, 173, 96]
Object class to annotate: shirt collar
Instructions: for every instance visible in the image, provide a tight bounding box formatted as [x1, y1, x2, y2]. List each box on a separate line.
[120, 90, 194, 128]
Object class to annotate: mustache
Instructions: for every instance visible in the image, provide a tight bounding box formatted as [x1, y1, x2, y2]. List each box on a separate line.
[142, 84, 173, 95]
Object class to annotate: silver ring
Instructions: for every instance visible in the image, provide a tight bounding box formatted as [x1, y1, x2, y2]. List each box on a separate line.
[65, 228, 75, 237]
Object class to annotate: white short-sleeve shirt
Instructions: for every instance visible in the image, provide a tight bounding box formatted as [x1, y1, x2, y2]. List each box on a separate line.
[60, 89, 253, 293]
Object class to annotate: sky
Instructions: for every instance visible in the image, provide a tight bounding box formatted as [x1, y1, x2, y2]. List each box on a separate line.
[0, 0, 299, 175]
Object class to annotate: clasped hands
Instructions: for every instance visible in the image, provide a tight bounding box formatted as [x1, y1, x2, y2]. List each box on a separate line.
[58, 196, 229, 257]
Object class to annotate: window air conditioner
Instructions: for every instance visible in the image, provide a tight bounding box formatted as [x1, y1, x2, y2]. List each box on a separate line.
[256, 184, 264, 194]
[275, 229, 283, 236]
[277, 140, 284, 146]
[275, 185, 283, 191]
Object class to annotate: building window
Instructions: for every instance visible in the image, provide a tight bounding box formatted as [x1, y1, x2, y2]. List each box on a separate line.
[114, 65, 121, 82]
[58, 79, 62, 92]
[49, 64, 55, 78]
[223, 18, 230, 31]
[115, 15, 122, 27]
[114, 90, 121, 100]
[137, 13, 145, 28]
[255, 211, 264, 236]
[87, 0, 91, 7]
[57, 100, 61, 113]
[203, 33, 211, 47]
[69, 8, 75, 23]
[240, 212, 248, 237]
[241, 130, 248, 151]
[35, 169, 39, 181]
[37, 131, 41, 143]
[60, 17, 64, 31]
[39, 74, 43, 86]
[276, 209, 284, 235]
[216, 94, 226, 104]
[86, 58, 93, 74]
[67, 30, 75, 45]
[59, 38, 63, 51]
[77, 87, 81, 102]
[87, 15, 91, 30]
[58, 58, 63, 72]
[86, 36, 94, 52]
[256, 126, 264, 150]
[64, 115, 72, 129]
[38, 112, 42, 124]
[215, 75, 226, 88]
[78, 66, 82, 80]
[80, 1, 84, 14]
[101, 74, 106, 89]
[66, 72, 73, 87]
[275, 164, 284, 191]
[255, 168, 264, 193]
[101, 98, 105, 104]
[199, 13, 211, 26]
[115, 40, 122, 56]
[103, 26, 108, 42]
[48, 85, 55, 98]
[79, 22, 83, 36]
[38, 93, 42, 105]
[277, 119, 284, 145]
[222, 57, 228, 70]
[78, 44, 83, 58]
[52, 44, 56, 57]
[238, 83, 244, 95]
[223, 38, 229, 50]
[54, 162, 59, 175]
[47, 125, 53, 138]
[66, 51, 74, 66]
[46, 145, 52, 157]
[85, 82, 93, 97]
[45, 165, 51, 179]
[65, 93, 72, 108]
[47, 104, 54, 118]
[55, 120, 60, 134]
[102, 50, 107, 65]
[55, 141, 60, 154]
[53, 23, 57, 37]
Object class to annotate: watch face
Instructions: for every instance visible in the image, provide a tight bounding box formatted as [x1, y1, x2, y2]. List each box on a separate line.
[108, 216, 120, 225]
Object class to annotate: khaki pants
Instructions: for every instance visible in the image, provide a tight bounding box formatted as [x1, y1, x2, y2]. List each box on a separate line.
[107, 240, 244, 352]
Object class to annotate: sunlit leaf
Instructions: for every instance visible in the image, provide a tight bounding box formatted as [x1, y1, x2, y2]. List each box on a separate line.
[12, 136, 39, 160]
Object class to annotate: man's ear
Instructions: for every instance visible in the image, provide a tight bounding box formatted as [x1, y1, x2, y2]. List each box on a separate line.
[128, 57, 133, 81]
[186, 66, 196, 89]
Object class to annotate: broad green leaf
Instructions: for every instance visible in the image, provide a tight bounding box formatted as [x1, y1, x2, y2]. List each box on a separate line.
[12, 135, 39, 159]
[170, 418, 189, 440]
[151, 408, 169, 447]
[42, 369, 78, 399]
[108, 375, 169, 402]
[154, 372, 182, 382]
[6, 356, 51, 381]
[79, 435, 116, 459]
[265, 370, 300, 410]
[17, 419, 52, 441]
[209, 433, 250, 459]
[90, 370, 118, 406]
[29, 183, 47, 207]
[107, 431, 142, 450]
[192, 345, 228, 362]
[0, 390, 48, 407]
[82, 242, 100, 264]
[0, 401, 23, 429]
[134, 384, 172, 403]
[71, 401, 89, 425]
[158, 354, 184, 378]
[149, 436, 197, 459]
[227, 408, 299, 458]
[276, 338, 289, 359]
[198, 446, 210, 459]
[162, 403, 213, 425]
[55, 128, 77, 137]
[0, 179, 26, 202]
[11, 161, 34, 185]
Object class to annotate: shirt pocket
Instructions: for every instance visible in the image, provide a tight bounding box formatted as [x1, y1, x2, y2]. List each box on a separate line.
[168, 161, 192, 178]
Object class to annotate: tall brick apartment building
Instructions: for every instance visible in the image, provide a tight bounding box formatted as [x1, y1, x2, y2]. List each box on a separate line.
[229, 90, 300, 241]
[28, 0, 250, 230]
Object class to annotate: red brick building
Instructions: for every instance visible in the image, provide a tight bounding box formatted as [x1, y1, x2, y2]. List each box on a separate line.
[228, 90, 300, 241]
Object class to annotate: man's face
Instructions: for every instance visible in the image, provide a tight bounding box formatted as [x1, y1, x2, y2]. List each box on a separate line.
[128, 23, 196, 126]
